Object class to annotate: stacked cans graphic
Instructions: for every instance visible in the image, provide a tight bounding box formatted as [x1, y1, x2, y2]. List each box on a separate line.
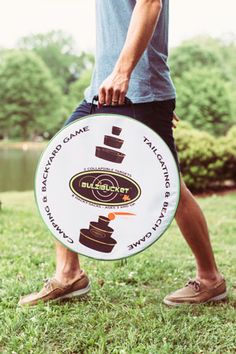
[95, 126, 125, 164]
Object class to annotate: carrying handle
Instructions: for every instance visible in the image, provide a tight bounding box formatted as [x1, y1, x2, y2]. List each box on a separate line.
[92, 95, 132, 106]
[90, 95, 133, 114]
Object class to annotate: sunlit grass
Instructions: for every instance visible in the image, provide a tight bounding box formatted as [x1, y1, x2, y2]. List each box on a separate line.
[0, 191, 236, 353]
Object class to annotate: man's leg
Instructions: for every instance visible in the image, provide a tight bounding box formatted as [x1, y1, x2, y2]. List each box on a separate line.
[175, 176, 221, 283]
[18, 101, 93, 306]
[18, 240, 89, 306]
[18, 239, 89, 307]
[163, 176, 226, 306]
[54, 241, 82, 285]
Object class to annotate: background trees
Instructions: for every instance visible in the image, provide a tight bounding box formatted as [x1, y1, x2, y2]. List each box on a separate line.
[0, 31, 94, 139]
[0, 50, 63, 140]
[68, 69, 93, 107]
[174, 67, 235, 135]
[17, 30, 94, 94]
[0, 33, 236, 140]
[170, 36, 236, 135]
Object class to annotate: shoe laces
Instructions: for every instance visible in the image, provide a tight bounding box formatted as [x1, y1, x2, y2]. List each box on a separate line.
[43, 278, 53, 291]
[186, 279, 201, 292]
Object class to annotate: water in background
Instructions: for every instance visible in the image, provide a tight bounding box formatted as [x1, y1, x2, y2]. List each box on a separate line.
[0, 149, 43, 192]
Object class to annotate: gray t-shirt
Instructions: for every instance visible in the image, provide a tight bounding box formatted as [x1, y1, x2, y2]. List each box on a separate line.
[84, 0, 176, 103]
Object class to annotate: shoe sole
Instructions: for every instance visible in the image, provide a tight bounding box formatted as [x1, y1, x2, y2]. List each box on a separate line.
[52, 283, 91, 302]
[163, 291, 227, 307]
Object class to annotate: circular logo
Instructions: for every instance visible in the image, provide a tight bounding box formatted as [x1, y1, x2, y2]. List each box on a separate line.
[35, 114, 180, 260]
[69, 170, 141, 206]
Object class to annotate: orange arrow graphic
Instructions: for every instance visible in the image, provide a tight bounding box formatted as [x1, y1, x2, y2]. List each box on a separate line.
[108, 212, 136, 221]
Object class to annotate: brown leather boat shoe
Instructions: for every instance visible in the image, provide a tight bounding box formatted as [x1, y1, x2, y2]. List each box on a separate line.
[163, 277, 227, 306]
[18, 270, 90, 306]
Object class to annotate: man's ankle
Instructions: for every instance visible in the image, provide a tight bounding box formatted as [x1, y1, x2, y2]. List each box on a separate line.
[55, 269, 82, 285]
[196, 271, 223, 286]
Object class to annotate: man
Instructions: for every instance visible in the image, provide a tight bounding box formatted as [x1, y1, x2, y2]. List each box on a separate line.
[19, 0, 226, 306]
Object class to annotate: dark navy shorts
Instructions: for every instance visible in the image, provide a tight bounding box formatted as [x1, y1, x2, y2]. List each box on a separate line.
[64, 98, 181, 172]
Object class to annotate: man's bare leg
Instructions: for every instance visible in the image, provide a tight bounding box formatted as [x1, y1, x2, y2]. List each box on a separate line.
[54, 241, 82, 285]
[175, 176, 222, 284]
[18, 241, 87, 306]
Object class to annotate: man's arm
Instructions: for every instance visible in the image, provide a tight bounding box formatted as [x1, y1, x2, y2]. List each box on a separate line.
[99, 0, 162, 105]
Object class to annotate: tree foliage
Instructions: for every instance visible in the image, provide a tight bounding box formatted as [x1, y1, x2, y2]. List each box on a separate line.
[174, 121, 236, 191]
[175, 67, 235, 136]
[1, 34, 236, 140]
[0, 50, 62, 139]
[68, 69, 93, 108]
[169, 36, 236, 134]
[169, 36, 226, 79]
[17, 30, 94, 93]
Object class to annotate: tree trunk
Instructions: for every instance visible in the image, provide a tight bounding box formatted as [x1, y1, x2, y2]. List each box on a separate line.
[21, 122, 28, 141]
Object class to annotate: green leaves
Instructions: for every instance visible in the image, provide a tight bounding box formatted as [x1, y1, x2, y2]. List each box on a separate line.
[0, 31, 94, 139]
[174, 66, 235, 136]
[174, 123, 236, 191]
[170, 36, 236, 136]
[0, 50, 63, 139]
[68, 69, 93, 107]
[17, 30, 94, 94]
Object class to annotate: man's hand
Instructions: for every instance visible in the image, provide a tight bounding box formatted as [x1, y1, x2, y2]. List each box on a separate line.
[172, 112, 180, 129]
[98, 70, 130, 106]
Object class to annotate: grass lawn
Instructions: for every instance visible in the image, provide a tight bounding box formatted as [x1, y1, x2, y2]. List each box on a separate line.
[0, 191, 236, 354]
